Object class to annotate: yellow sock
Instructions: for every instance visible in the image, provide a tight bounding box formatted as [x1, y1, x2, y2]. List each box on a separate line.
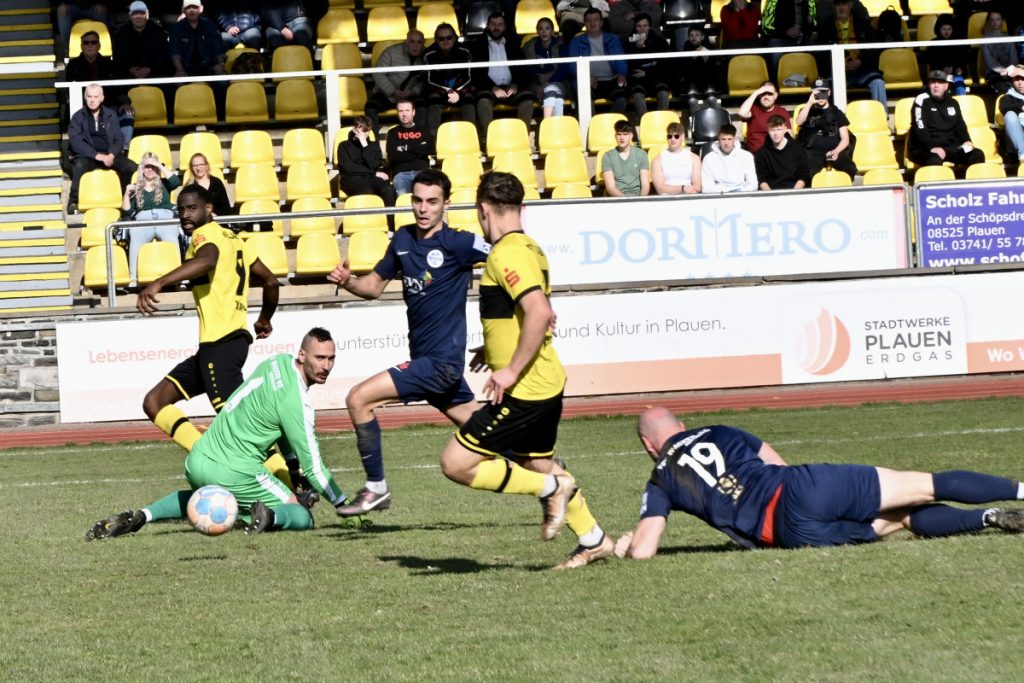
[154, 405, 202, 452]
[263, 451, 294, 490]
[565, 488, 598, 538]
[470, 458, 547, 495]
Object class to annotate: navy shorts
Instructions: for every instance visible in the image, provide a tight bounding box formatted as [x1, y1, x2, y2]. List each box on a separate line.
[387, 357, 474, 409]
[774, 464, 882, 548]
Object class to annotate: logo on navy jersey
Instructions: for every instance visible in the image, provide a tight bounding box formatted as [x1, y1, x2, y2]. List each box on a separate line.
[427, 249, 444, 268]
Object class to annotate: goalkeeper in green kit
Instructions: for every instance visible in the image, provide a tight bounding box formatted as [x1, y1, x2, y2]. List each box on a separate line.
[86, 328, 349, 539]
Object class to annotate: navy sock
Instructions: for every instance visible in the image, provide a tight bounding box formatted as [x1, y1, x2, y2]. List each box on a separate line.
[933, 470, 1017, 504]
[909, 504, 986, 538]
[354, 418, 384, 483]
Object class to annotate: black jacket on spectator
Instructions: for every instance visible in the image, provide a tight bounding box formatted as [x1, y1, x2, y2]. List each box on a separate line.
[424, 43, 474, 96]
[386, 123, 434, 175]
[754, 134, 810, 189]
[68, 104, 124, 159]
[909, 91, 970, 155]
[113, 19, 172, 78]
[468, 32, 529, 92]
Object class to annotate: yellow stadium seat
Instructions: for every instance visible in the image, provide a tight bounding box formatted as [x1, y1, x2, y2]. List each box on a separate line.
[917, 14, 939, 43]
[967, 10, 1005, 40]
[638, 110, 681, 150]
[225, 81, 269, 124]
[777, 52, 819, 95]
[914, 165, 955, 183]
[908, 0, 951, 14]
[338, 76, 368, 118]
[286, 162, 332, 201]
[954, 94, 990, 129]
[486, 118, 532, 157]
[860, 0, 893, 16]
[347, 230, 390, 273]
[224, 46, 259, 73]
[230, 130, 276, 169]
[491, 151, 538, 189]
[442, 153, 485, 190]
[862, 168, 904, 185]
[727, 55, 770, 97]
[551, 183, 592, 199]
[523, 186, 541, 200]
[137, 241, 182, 285]
[965, 163, 1006, 180]
[811, 169, 853, 188]
[436, 120, 482, 159]
[178, 132, 225, 172]
[282, 129, 327, 167]
[586, 112, 627, 153]
[342, 194, 388, 234]
[174, 83, 217, 126]
[80, 207, 123, 249]
[271, 45, 314, 81]
[127, 134, 172, 167]
[894, 96, 914, 136]
[234, 167, 281, 204]
[321, 42, 363, 71]
[275, 79, 320, 122]
[393, 192, 416, 226]
[239, 199, 284, 236]
[1019, 165, 1024, 177]
[514, 0, 556, 37]
[371, 39, 403, 66]
[851, 132, 900, 171]
[78, 169, 122, 211]
[289, 197, 338, 238]
[318, 8, 360, 45]
[296, 233, 342, 275]
[127, 86, 167, 128]
[879, 49, 924, 90]
[244, 233, 289, 277]
[367, 6, 410, 43]
[543, 149, 589, 189]
[84, 245, 130, 289]
[69, 20, 112, 57]
[968, 126, 998, 162]
[845, 99, 891, 136]
[995, 94, 1007, 128]
[539, 115, 584, 155]
[446, 189, 478, 230]
[416, 2, 460, 37]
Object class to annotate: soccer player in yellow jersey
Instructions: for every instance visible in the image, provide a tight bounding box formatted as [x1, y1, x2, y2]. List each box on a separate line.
[439, 171, 613, 569]
[137, 184, 280, 457]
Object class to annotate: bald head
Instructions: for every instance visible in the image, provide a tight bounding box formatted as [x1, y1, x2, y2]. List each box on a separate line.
[637, 407, 685, 458]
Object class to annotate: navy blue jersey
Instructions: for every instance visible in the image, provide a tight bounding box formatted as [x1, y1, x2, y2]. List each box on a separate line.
[374, 225, 490, 364]
[641, 425, 788, 549]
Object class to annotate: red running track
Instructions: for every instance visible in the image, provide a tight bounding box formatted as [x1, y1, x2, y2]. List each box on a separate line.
[4, 373, 1024, 449]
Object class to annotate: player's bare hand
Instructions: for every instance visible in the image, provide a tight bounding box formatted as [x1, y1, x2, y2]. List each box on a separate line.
[613, 532, 633, 558]
[326, 259, 351, 286]
[468, 346, 487, 372]
[483, 367, 517, 404]
[549, 310, 558, 334]
[137, 283, 161, 314]
[254, 317, 273, 338]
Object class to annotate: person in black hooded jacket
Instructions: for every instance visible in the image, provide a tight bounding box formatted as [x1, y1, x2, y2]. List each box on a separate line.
[337, 116, 398, 207]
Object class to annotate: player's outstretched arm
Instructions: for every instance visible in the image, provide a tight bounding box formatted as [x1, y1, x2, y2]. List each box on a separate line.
[483, 289, 553, 404]
[327, 259, 389, 300]
[757, 441, 787, 466]
[249, 258, 279, 339]
[614, 517, 667, 560]
[137, 243, 219, 314]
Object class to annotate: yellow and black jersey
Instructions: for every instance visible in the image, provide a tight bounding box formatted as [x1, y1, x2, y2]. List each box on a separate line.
[187, 222, 253, 345]
[479, 230, 566, 401]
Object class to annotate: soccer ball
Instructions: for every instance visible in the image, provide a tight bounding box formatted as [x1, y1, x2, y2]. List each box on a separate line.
[187, 485, 238, 536]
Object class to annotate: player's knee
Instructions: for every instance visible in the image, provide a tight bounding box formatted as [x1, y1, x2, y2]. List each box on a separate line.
[142, 390, 163, 420]
[345, 384, 367, 411]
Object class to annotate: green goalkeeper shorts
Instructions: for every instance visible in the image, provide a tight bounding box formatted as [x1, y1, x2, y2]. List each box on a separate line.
[185, 450, 292, 511]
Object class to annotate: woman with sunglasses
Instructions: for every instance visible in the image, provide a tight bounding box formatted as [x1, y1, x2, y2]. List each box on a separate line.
[186, 153, 232, 217]
[651, 122, 701, 195]
[121, 151, 182, 287]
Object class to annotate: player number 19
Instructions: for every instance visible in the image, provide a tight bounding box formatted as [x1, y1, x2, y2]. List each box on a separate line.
[676, 442, 726, 487]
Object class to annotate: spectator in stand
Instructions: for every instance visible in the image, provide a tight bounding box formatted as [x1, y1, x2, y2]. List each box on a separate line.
[122, 151, 182, 287]
[555, 0, 609, 38]
[185, 152, 232, 217]
[337, 116, 398, 207]
[523, 18, 567, 118]
[261, 0, 314, 52]
[817, 0, 887, 107]
[719, 0, 761, 49]
[216, 0, 262, 49]
[386, 99, 434, 196]
[738, 81, 791, 153]
[66, 31, 134, 149]
[701, 124, 759, 193]
[908, 70, 985, 168]
[113, 2, 172, 81]
[607, 0, 661, 42]
[981, 11, 1015, 94]
[755, 114, 809, 190]
[169, 1, 226, 79]
[679, 24, 721, 109]
[423, 23, 475, 133]
[651, 122, 701, 195]
[602, 120, 650, 196]
[925, 14, 970, 96]
[365, 30, 426, 135]
[999, 66, 1024, 164]
[469, 13, 534, 142]
[55, 1, 110, 58]
[624, 13, 671, 115]
[561, 8, 628, 114]
[66, 83, 138, 214]
[761, 0, 817, 73]
[143, 0, 182, 30]
[795, 79, 857, 179]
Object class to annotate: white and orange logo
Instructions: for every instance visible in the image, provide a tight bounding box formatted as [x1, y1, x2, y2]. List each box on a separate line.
[795, 308, 850, 375]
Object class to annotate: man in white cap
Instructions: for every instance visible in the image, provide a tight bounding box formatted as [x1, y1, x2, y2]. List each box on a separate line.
[113, 1, 172, 80]
[169, 0, 226, 79]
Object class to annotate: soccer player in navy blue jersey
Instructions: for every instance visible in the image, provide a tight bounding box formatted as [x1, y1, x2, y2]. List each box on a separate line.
[615, 406, 1024, 559]
[328, 169, 490, 516]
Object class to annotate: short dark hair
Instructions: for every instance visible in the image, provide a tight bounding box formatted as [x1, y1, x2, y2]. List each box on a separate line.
[412, 168, 452, 200]
[536, 17, 554, 31]
[434, 22, 457, 38]
[766, 115, 787, 128]
[177, 183, 213, 205]
[302, 327, 333, 349]
[583, 7, 602, 20]
[634, 12, 652, 25]
[718, 123, 738, 137]
[613, 119, 633, 134]
[487, 11, 505, 22]
[477, 171, 524, 213]
[395, 97, 416, 108]
[81, 31, 99, 42]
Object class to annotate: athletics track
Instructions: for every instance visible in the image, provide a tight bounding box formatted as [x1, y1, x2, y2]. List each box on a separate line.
[4, 373, 1024, 449]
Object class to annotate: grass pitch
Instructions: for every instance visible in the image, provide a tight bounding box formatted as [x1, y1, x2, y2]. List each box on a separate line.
[3, 398, 1024, 681]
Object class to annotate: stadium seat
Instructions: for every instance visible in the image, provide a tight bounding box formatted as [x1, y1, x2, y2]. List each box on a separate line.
[371, 39, 403, 66]
[321, 42, 363, 71]
[224, 81, 270, 124]
[811, 169, 853, 188]
[777, 52, 819, 95]
[234, 166, 281, 204]
[230, 130, 276, 169]
[286, 162, 332, 202]
[907, 0, 951, 15]
[543, 149, 590, 189]
[586, 113, 627, 153]
[282, 129, 327, 167]
[514, 0, 557, 36]
[968, 126, 999, 163]
[84, 244, 130, 289]
[491, 151, 538, 189]
[486, 118, 532, 157]
[416, 2, 460, 37]
[289, 197, 338, 238]
[338, 76, 368, 118]
[965, 163, 1006, 180]
[638, 111, 681, 150]
[77, 169, 122, 211]
[851, 132, 899, 171]
[244, 233, 289, 277]
[271, 45, 314, 81]
[727, 55, 770, 97]
[446, 189, 479, 231]
[137, 241, 181, 285]
[366, 6, 410, 43]
[274, 79, 320, 122]
[954, 94, 990, 129]
[126, 86, 167, 128]
[80, 207, 123, 249]
[916, 14, 938, 43]
[393, 192, 416, 225]
[551, 182, 592, 199]
[539, 116, 584, 155]
[879, 49, 924, 90]
[894, 96, 914, 136]
[995, 94, 1007, 128]
[1019, 164, 1024, 177]
[179, 132, 225, 172]
[442, 153, 485, 191]
[860, 0, 893, 16]
[342, 194, 388, 234]
[238, 199, 284, 236]
[347, 229, 390, 273]
[69, 20, 112, 56]
[317, 8, 360, 45]
[127, 134, 172, 167]
[967, 10, 1005, 39]
[296, 233, 342, 276]
[862, 168, 904, 185]
[522, 186, 541, 200]
[436, 121, 481, 160]
[173, 83, 217, 126]
[224, 46, 259, 73]
[845, 100, 891, 136]
[914, 165, 955, 183]
[708, 0, 729, 21]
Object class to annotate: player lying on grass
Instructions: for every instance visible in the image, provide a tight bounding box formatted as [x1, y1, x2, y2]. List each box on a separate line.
[614, 406, 1024, 558]
[86, 328, 349, 539]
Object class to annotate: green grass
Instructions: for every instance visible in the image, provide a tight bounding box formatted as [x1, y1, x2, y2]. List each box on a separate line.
[3, 398, 1024, 681]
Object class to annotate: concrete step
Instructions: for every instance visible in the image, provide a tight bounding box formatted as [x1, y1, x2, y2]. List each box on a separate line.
[0, 220, 66, 232]
[0, 138, 61, 157]
[0, 208, 64, 225]
[0, 27, 53, 42]
[0, 277, 70, 292]
[0, 295, 73, 314]
[0, 104, 59, 121]
[0, 262, 68, 275]
[0, 92, 58, 106]
[0, 120, 60, 138]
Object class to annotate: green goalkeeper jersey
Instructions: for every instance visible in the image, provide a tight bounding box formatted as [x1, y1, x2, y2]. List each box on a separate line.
[192, 353, 346, 506]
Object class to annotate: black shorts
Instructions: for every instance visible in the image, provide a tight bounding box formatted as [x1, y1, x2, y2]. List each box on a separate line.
[455, 392, 563, 459]
[166, 332, 250, 412]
